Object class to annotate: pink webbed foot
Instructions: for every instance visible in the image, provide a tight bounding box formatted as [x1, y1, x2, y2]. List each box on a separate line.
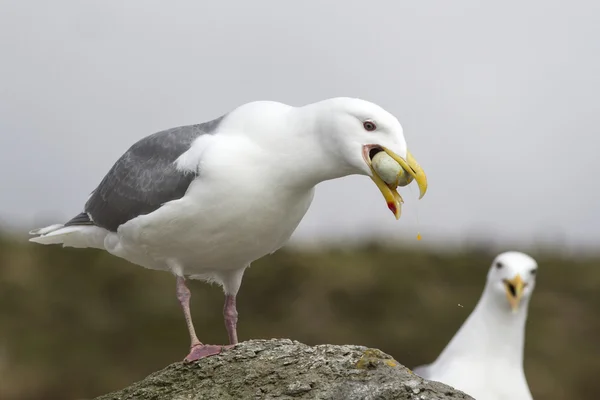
[184, 344, 235, 362]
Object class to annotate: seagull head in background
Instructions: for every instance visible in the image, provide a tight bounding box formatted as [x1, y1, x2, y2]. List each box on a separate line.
[29, 97, 428, 362]
[412, 251, 538, 400]
[485, 252, 538, 313]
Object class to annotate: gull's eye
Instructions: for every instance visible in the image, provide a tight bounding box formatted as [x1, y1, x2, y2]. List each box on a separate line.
[530, 269, 537, 275]
[363, 121, 377, 131]
[495, 262, 504, 269]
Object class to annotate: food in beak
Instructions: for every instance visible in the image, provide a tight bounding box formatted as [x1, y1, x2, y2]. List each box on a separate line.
[364, 146, 428, 220]
[371, 151, 413, 187]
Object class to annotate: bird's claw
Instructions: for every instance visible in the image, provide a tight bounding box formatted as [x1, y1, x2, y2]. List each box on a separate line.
[184, 344, 235, 362]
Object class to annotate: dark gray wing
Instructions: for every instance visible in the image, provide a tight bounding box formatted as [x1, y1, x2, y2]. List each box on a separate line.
[65, 116, 225, 232]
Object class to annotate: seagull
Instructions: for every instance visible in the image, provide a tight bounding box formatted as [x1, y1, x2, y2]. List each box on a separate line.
[29, 97, 428, 361]
[413, 251, 537, 400]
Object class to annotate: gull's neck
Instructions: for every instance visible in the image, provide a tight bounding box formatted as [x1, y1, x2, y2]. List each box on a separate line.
[432, 286, 529, 370]
[218, 99, 360, 191]
[273, 103, 357, 189]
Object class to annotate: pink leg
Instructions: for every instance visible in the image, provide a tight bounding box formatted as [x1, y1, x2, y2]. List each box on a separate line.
[223, 294, 238, 345]
[176, 277, 226, 362]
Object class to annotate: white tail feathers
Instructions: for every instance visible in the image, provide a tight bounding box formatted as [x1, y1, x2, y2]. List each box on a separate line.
[29, 224, 109, 250]
[29, 224, 65, 236]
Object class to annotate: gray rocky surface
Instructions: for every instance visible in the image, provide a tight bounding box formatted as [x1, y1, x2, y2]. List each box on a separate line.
[94, 339, 472, 400]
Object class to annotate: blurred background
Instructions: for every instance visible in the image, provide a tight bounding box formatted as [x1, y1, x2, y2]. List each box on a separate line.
[0, 1, 598, 399]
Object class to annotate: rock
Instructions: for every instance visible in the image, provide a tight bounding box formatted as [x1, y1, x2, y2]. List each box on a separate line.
[93, 339, 472, 400]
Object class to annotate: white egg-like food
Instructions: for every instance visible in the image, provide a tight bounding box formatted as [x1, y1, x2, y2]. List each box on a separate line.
[371, 151, 413, 186]
[371, 151, 402, 185]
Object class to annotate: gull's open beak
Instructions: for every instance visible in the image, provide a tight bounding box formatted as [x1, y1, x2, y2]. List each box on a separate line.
[503, 274, 526, 312]
[363, 145, 428, 219]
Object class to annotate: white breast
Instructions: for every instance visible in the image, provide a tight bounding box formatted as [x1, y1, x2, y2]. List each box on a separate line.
[427, 359, 532, 400]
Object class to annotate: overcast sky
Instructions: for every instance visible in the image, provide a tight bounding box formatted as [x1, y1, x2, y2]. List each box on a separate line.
[0, 1, 598, 252]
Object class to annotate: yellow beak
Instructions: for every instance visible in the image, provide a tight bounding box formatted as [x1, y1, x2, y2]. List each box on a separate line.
[367, 147, 428, 219]
[504, 274, 526, 312]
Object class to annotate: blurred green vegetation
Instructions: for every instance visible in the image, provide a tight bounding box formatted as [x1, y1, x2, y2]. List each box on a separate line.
[0, 231, 598, 400]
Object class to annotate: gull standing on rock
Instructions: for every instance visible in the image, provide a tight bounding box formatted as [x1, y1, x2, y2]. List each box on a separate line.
[29, 97, 428, 361]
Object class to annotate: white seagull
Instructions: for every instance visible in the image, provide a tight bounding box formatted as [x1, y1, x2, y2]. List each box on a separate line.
[413, 251, 538, 400]
[29, 97, 428, 361]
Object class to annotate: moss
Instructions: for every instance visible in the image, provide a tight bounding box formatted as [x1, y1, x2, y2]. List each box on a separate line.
[356, 348, 396, 370]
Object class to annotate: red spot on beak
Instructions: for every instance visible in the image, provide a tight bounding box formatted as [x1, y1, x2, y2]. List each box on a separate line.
[387, 202, 397, 215]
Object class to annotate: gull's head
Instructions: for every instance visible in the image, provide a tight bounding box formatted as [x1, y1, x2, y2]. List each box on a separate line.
[485, 251, 538, 313]
[307, 97, 428, 219]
